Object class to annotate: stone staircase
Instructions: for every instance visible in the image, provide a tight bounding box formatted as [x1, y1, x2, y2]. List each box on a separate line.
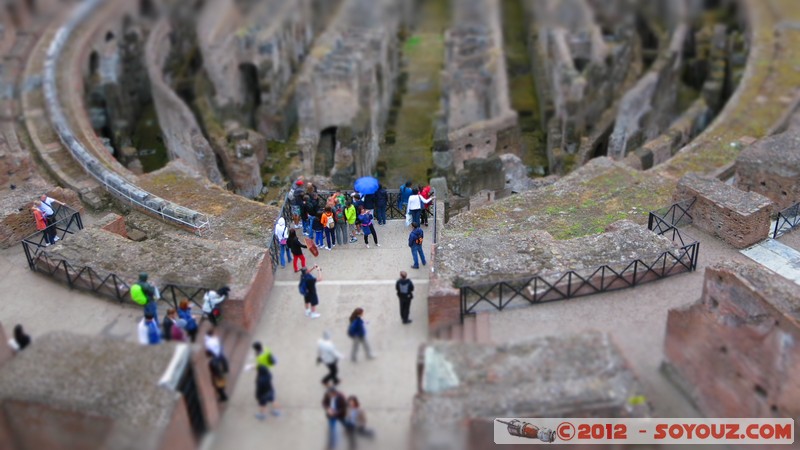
[431, 312, 491, 343]
[19, 14, 104, 208]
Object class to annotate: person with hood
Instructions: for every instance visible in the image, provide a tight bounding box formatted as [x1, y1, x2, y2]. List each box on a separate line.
[317, 330, 343, 387]
[202, 286, 230, 326]
[131, 272, 160, 322]
[178, 300, 199, 342]
[287, 228, 308, 272]
[345, 198, 359, 243]
[333, 194, 348, 246]
[274, 217, 292, 269]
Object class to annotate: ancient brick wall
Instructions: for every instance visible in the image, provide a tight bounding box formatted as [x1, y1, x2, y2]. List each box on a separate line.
[157, 397, 195, 450]
[735, 124, 800, 210]
[664, 262, 800, 419]
[674, 174, 773, 248]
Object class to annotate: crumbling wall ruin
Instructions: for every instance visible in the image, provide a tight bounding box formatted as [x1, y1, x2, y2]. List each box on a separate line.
[528, 0, 639, 173]
[145, 19, 224, 185]
[674, 173, 773, 248]
[196, 0, 319, 140]
[736, 119, 800, 209]
[435, 0, 518, 198]
[296, 0, 403, 186]
[664, 262, 800, 419]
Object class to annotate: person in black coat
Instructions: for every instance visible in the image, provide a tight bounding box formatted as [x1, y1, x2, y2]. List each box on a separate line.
[375, 185, 388, 225]
[287, 228, 307, 272]
[322, 387, 348, 449]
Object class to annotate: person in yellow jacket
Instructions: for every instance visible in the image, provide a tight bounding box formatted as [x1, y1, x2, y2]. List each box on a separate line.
[321, 207, 336, 250]
[345, 198, 358, 243]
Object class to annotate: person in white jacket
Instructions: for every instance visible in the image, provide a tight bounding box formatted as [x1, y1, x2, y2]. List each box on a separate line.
[317, 331, 343, 387]
[202, 286, 230, 325]
[274, 217, 292, 268]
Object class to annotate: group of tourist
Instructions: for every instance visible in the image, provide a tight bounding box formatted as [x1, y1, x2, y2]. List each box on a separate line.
[30, 193, 65, 246]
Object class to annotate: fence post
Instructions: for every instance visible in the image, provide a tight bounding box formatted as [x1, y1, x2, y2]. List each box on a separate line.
[632, 260, 639, 286]
[460, 288, 465, 324]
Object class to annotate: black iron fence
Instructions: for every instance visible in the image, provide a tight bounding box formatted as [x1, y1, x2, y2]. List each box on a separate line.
[20, 204, 84, 267]
[772, 202, 800, 239]
[22, 245, 209, 310]
[459, 199, 700, 321]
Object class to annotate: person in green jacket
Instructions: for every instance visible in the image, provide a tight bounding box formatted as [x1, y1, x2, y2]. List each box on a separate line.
[345, 198, 358, 243]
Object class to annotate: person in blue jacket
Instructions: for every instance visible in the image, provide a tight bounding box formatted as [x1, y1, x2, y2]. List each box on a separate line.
[408, 222, 426, 269]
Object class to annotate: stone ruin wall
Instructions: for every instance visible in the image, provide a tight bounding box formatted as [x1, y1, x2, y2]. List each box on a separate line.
[296, 0, 404, 186]
[529, 0, 639, 172]
[196, 0, 319, 141]
[674, 173, 773, 249]
[437, 0, 518, 198]
[81, 1, 152, 161]
[664, 262, 800, 420]
[145, 19, 225, 185]
[735, 117, 800, 210]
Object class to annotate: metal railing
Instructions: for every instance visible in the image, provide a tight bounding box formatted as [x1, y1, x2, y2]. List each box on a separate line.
[459, 199, 700, 321]
[21, 241, 210, 310]
[20, 204, 84, 268]
[772, 202, 800, 239]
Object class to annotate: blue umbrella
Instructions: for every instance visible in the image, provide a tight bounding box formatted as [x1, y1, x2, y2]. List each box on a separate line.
[354, 176, 379, 195]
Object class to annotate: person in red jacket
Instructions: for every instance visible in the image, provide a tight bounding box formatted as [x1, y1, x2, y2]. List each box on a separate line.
[419, 185, 433, 226]
[31, 203, 54, 246]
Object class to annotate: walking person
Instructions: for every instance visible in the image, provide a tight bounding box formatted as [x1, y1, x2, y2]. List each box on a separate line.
[406, 188, 435, 227]
[207, 350, 229, 402]
[408, 222, 426, 269]
[131, 272, 160, 322]
[334, 195, 348, 246]
[255, 365, 281, 419]
[344, 396, 375, 449]
[7, 324, 31, 353]
[323, 387, 348, 449]
[317, 331, 342, 387]
[300, 265, 322, 318]
[322, 207, 336, 250]
[31, 204, 54, 246]
[178, 300, 199, 342]
[347, 308, 374, 362]
[202, 286, 230, 326]
[274, 217, 292, 269]
[358, 206, 379, 249]
[375, 184, 388, 225]
[396, 271, 415, 324]
[287, 228, 308, 272]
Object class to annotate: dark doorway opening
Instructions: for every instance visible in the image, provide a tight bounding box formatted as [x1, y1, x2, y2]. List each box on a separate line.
[315, 127, 337, 175]
[239, 63, 261, 128]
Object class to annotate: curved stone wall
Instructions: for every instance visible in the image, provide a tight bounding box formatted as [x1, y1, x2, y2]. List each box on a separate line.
[43, 0, 209, 231]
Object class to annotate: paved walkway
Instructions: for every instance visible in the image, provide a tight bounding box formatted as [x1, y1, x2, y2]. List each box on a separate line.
[209, 219, 432, 450]
[741, 238, 800, 285]
[0, 214, 142, 341]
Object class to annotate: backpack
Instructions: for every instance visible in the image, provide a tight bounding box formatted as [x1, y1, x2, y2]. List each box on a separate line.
[130, 284, 148, 305]
[398, 280, 411, 295]
[415, 235, 423, 245]
[326, 215, 335, 229]
[334, 204, 345, 223]
[299, 276, 308, 296]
